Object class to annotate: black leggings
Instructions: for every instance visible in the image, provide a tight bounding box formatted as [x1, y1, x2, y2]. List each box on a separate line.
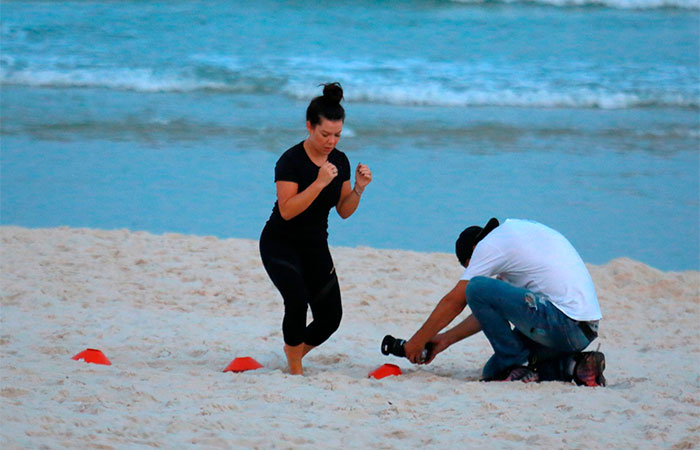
[259, 226, 342, 347]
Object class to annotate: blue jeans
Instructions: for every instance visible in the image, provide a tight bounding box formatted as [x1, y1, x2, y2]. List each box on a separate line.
[466, 276, 595, 380]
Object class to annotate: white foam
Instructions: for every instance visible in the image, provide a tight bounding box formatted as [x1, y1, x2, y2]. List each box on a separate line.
[451, 0, 700, 9]
[285, 83, 697, 109]
[3, 56, 696, 110]
[0, 67, 229, 92]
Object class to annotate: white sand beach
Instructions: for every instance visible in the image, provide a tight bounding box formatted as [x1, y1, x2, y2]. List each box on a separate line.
[1, 226, 698, 449]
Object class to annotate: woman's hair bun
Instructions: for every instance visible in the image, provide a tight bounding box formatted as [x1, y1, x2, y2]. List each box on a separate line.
[322, 82, 343, 104]
[306, 82, 345, 125]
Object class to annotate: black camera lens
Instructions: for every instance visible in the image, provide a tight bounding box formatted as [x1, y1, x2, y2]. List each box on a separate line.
[381, 335, 407, 357]
[381, 334, 433, 362]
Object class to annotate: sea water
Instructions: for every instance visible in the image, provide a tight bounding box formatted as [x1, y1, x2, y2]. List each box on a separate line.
[1, 0, 698, 271]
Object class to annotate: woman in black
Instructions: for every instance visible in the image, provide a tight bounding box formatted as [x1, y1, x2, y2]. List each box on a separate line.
[260, 83, 372, 375]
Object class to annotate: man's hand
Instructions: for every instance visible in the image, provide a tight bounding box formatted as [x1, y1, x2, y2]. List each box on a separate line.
[404, 338, 428, 364]
[422, 333, 452, 365]
[403, 280, 468, 364]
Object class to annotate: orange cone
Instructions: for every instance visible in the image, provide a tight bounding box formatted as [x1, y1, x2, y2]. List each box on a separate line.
[72, 348, 111, 365]
[368, 363, 402, 379]
[223, 357, 263, 373]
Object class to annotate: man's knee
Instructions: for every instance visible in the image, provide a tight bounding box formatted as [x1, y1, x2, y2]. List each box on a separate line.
[465, 276, 493, 310]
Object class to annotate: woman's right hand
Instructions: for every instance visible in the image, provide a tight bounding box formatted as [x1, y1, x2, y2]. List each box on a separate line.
[316, 161, 338, 187]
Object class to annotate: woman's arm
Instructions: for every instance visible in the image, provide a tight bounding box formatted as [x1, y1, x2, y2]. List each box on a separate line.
[277, 161, 337, 220]
[336, 181, 359, 219]
[336, 163, 372, 219]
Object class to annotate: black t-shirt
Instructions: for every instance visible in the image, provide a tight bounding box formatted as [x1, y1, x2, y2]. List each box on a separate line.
[265, 142, 351, 241]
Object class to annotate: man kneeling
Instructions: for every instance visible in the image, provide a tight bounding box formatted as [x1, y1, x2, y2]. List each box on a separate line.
[404, 218, 606, 386]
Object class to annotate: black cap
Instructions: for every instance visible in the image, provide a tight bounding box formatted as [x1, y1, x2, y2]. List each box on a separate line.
[455, 218, 500, 266]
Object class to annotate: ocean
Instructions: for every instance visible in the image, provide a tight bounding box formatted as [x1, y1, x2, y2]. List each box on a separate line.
[1, 0, 698, 271]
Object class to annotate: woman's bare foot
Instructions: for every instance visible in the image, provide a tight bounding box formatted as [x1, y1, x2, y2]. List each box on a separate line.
[302, 343, 315, 357]
[284, 344, 304, 375]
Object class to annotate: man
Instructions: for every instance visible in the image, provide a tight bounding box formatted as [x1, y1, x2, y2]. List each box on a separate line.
[404, 218, 606, 386]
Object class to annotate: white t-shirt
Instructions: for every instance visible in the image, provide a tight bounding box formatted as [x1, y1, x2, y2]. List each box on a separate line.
[460, 219, 602, 321]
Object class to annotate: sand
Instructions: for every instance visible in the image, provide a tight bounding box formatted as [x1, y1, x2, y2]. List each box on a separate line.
[1, 226, 698, 449]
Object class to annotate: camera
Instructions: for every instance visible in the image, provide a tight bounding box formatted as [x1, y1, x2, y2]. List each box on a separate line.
[381, 335, 433, 362]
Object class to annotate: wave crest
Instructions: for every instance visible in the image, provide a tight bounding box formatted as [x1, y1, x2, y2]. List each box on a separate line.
[0, 67, 231, 92]
[284, 84, 697, 110]
[451, 0, 699, 9]
[2, 59, 697, 110]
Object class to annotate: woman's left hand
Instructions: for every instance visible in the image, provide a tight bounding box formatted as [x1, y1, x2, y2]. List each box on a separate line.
[355, 163, 372, 192]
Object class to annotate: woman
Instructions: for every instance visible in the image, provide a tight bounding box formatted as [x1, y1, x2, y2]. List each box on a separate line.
[259, 82, 372, 375]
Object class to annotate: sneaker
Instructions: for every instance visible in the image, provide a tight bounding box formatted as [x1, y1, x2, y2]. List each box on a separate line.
[573, 351, 606, 387]
[504, 366, 539, 383]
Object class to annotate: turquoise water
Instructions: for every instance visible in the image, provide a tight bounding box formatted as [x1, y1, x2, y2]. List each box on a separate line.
[1, 0, 699, 270]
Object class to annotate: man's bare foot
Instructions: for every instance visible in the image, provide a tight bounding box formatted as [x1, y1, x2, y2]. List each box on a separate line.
[284, 344, 304, 375]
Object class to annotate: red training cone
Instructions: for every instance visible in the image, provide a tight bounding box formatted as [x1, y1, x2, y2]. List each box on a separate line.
[224, 357, 263, 373]
[72, 348, 111, 365]
[368, 363, 402, 379]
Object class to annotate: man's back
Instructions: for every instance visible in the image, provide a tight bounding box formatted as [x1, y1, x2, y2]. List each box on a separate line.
[461, 219, 601, 321]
